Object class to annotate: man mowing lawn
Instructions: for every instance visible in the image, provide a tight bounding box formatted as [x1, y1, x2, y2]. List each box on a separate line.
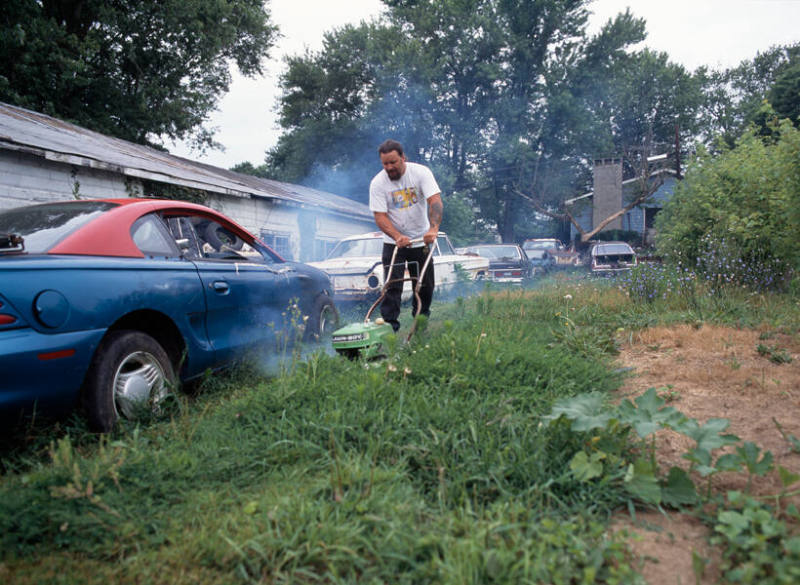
[369, 139, 444, 333]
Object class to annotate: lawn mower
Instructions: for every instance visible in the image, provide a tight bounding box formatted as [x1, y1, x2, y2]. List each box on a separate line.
[331, 238, 434, 360]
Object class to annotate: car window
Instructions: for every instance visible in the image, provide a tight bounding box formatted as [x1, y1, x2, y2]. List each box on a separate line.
[436, 235, 455, 255]
[164, 215, 266, 262]
[0, 201, 117, 253]
[496, 246, 521, 259]
[166, 216, 203, 259]
[593, 243, 634, 255]
[327, 237, 384, 259]
[470, 246, 519, 259]
[132, 215, 179, 257]
[524, 240, 559, 251]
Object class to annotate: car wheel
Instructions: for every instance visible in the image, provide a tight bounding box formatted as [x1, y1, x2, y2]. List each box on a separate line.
[82, 330, 177, 432]
[204, 222, 244, 251]
[304, 296, 339, 342]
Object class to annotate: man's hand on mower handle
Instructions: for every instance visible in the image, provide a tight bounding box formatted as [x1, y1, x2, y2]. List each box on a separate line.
[423, 229, 437, 245]
[394, 235, 430, 248]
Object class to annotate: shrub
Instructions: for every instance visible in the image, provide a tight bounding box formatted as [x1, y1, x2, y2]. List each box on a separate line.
[656, 116, 800, 282]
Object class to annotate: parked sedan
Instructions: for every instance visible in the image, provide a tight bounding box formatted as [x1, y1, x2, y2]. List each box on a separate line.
[308, 231, 489, 302]
[461, 244, 531, 284]
[521, 239, 558, 272]
[0, 199, 338, 431]
[522, 238, 582, 269]
[589, 241, 638, 275]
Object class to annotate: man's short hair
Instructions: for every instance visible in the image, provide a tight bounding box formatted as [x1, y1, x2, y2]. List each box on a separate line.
[378, 139, 404, 157]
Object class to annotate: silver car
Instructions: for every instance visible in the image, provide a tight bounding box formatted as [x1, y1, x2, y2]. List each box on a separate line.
[589, 241, 637, 274]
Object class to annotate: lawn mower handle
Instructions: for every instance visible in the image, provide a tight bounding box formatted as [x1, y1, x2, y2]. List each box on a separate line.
[363, 238, 432, 324]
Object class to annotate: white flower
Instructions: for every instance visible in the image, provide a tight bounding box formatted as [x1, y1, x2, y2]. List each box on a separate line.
[564, 294, 573, 300]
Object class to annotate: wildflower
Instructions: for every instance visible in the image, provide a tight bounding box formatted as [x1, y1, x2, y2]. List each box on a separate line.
[404, 367, 412, 375]
[387, 364, 397, 372]
[564, 294, 573, 300]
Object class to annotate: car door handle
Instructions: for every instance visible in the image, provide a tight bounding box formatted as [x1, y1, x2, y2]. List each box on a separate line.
[210, 280, 230, 294]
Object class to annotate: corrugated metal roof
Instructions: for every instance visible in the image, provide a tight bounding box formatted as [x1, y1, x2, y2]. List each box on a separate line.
[0, 101, 372, 220]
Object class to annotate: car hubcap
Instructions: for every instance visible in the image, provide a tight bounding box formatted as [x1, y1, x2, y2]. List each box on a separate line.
[113, 351, 167, 419]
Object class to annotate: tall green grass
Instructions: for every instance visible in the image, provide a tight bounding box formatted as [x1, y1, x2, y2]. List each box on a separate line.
[2, 281, 797, 583]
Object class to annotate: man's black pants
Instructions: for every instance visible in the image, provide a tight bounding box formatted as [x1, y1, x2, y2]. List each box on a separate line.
[380, 243, 435, 332]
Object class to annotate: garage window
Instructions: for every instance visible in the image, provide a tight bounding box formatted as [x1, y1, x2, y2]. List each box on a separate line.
[314, 238, 337, 261]
[260, 231, 292, 260]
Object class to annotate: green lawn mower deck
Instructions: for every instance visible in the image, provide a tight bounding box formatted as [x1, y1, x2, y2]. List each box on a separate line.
[331, 319, 395, 360]
[331, 239, 433, 360]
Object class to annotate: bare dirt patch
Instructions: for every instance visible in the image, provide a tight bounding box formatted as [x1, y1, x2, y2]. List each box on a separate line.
[611, 324, 800, 585]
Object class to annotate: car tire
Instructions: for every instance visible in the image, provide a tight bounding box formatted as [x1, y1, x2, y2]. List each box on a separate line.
[304, 295, 339, 342]
[204, 222, 244, 252]
[82, 330, 177, 432]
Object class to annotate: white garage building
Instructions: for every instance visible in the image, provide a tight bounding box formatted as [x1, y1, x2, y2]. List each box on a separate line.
[0, 102, 374, 262]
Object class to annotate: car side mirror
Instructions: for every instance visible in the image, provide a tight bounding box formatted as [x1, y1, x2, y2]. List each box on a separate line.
[176, 238, 191, 251]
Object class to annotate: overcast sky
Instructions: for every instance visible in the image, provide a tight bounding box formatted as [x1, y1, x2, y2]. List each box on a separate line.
[168, 0, 800, 168]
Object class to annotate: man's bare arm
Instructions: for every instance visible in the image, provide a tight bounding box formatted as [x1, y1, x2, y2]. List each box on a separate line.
[424, 193, 443, 243]
[374, 212, 410, 247]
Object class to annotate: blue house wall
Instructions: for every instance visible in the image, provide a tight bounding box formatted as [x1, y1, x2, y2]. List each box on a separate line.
[569, 174, 677, 242]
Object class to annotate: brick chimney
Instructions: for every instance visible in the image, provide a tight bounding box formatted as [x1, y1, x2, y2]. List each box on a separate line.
[592, 157, 623, 232]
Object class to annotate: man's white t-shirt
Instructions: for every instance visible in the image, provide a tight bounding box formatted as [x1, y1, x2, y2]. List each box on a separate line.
[369, 161, 441, 245]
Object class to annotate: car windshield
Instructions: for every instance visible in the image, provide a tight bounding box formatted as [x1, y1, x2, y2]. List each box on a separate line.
[524, 241, 557, 250]
[593, 243, 633, 256]
[436, 235, 455, 255]
[470, 245, 520, 259]
[0, 201, 117, 253]
[327, 237, 383, 259]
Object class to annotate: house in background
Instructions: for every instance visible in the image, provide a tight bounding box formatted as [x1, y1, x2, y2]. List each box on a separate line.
[0, 102, 374, 262]
[566, 156, 679, 246]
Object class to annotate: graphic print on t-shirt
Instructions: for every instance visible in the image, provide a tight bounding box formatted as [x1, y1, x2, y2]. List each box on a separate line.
[391, 187, 419, 209]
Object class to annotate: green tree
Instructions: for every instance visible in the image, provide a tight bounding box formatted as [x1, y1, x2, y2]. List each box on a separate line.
[509, 15, 705, 243]
[656, 116, 800, 274]
[268, 1, 716, 245]
[768, 47, 800, 125]
[269, 1, 649, 235]
[230, 161, 270, 178]
[700, 43, 799, 148]
[0, 0, 276, 149]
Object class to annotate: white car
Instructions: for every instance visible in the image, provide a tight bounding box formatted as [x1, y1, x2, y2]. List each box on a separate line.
[309, 232, 489, 302]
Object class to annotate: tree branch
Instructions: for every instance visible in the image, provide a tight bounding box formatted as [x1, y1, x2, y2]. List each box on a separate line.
[513, 188, 587, 240]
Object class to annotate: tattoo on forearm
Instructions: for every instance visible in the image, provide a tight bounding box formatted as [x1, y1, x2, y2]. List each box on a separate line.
[429, 201, 443, 228]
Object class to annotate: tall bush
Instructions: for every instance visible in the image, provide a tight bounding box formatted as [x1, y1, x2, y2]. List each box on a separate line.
[655, 114, 800, 287]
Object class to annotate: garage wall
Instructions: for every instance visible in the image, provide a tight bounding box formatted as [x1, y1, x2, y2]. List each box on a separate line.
[0, 150, 138, 210]
[210, 194, 300, 259]
[0, 149, 374, 262]
[211, 195, 374, 262]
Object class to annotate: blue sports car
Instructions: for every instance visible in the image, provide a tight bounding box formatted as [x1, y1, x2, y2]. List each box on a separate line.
[0, 199, 338, 431]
